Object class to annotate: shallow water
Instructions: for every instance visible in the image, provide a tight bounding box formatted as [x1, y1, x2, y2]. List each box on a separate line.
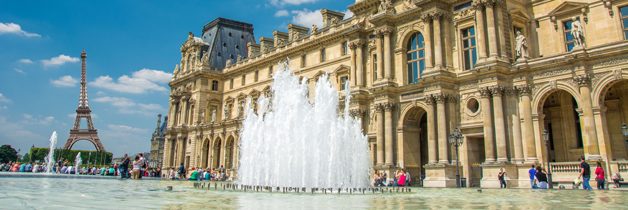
[0, 177, 626, 209]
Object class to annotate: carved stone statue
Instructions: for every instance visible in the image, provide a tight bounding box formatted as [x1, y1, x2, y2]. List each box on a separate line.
[201, 51, 209, 64]
[311, 24, 318, 34]
[211, 109, 216, 123]
[571, 17, 584, 48]
[515, 30, 528, 60]
[226, 59, 232, 67]
[403, 0, 416, 10]
[378, 0, 394, 14]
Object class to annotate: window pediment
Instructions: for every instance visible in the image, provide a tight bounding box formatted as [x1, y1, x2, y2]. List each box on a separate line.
[548, 1, 589, 29]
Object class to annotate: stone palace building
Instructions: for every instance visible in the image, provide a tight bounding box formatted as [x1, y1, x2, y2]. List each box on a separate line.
[163, 0, 628, 188]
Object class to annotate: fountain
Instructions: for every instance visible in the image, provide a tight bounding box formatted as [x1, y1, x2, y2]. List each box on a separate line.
[74, 152, 82, 175]
[237, 60, 371, 189]
[45, 131, 57, 173]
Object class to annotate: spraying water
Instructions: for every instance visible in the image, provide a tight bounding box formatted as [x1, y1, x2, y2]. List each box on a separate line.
[237, 60, 371, 189]
[45, 131, 57, 173]
[74, 152, 82, 175]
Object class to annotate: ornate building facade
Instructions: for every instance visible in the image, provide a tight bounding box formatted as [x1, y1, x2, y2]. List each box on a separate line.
[149, 114, 167, 169]
[164, 0, 628, 188]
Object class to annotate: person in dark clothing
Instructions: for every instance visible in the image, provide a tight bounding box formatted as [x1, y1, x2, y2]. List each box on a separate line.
[535, 166, 548, 189]
[119, 154, 130, 179]
[498, 168, 507, 188]
[578, 157, 592, 190]
[178, 163, 186, 180]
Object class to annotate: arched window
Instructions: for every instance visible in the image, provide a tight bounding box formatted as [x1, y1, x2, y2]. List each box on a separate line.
[406, 32, 425, 84]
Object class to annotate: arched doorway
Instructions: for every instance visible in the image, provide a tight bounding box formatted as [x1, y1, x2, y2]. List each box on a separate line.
[225, 136, 235, 169]
[201, 138, 210, 168]
[540, 90, 584, 162]
[212, 138, 222, 169]
[399, 106, 428, 185]
[600, 80, 628, 160]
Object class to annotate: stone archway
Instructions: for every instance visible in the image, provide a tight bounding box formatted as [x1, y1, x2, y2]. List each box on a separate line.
[599, 80, 628, 160]
[201, 138, 210, 169]
[397, 105, 429, 185]
[539, 90, 584, 162]
[212, 137, 222, 169]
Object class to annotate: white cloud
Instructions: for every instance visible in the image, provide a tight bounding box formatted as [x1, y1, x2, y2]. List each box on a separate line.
[0, 93, 10, 103]
[0, 22, 41, 38]
[93, 96, 164, 116]
[270, 0, 317, 6]
[51, 75, 78, 87]
[41, 54, 80, 68]
[91, 68, 172, 94]
[106, 124, 147, 134]
[275, 10, 290, 17]
[21, 114, 55, 125]
[18, 58, 33, 64]
[292, 9, 323, 28]
[14, 68, 26, 75]
[344, 10, 354, 19]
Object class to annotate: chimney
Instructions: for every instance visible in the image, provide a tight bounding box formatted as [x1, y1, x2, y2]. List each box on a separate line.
[273, 30, 289, 47]
[321, 9, 345, 28]
[259, 37, 274, 53]
[288, 24, 309, 41]
[247, 42, 260, 57]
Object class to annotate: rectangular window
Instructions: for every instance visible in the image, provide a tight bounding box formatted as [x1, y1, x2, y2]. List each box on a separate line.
[268, 65, 273, 77]
[211, 80, 219, 91]
[622, 6, 628, 40]
[339, 76, 349, 90]
[373, 54, 378, 81]
[301, 54, 306, 68]
[563, 19, 576, 52]
[241, 75, 246, 86]
[341, 41, 348, 56]
[230, 78, 234, 89]
[320, 48, 326, 62]
[461, 26, 477, 70]
[254, 70, 259, 82]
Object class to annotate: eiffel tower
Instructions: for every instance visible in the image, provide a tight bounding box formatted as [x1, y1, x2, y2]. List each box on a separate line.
[63, 50, 105, 151]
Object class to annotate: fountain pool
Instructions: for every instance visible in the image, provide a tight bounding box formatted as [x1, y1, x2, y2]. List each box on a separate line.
[0, 177, 626, 209]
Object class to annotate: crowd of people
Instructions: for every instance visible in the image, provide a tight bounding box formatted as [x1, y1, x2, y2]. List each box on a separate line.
[525, 157, 624, 190]
[372, 169, 411, 187]
[165, 163, 230, 182]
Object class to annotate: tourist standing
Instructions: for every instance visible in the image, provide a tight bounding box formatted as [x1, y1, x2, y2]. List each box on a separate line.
[578, 157, 592, 190]
[498, 168, 507, 188]
[535, 166, 548, 189]
[132, 156, 141, 179]
[178, 163, 186, 180]
[119, 154, 130, 179]
[595, 161, 605, 190]
[397, 170, 406, 187]
[138, 153, 146, 179]
[405, 170, 411, 186]
[529, 165, 537, 188]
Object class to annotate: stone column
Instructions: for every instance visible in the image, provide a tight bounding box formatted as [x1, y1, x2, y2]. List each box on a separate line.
[163, 138, 172, 168]
[491, 87, 508, 162]
[510, 91, 523, 163]
[495, 1, 507, 58]
[473, 3, 487, 60]
[426, 97, 437, 164]
[436, 94, 449, 164]
[485, 2, 498, 57]
[480, 88, 496, 162]
[349, 42, 357, 87]
[356, 40, 365, 87]
[433, 13, 443, 68]
[376, 33, 384, 81]
[376, 104, 385, 166]
[384, 103, 395, 166]
[574, 75, 601, 158]
[370, 142, 376, 165]
[518, 86, 537, 161]
[383, 27, 393, 79]
[422, 15, 434, 69]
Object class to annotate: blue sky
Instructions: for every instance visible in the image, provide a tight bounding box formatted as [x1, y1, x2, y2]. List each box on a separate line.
[0, 0, 354, 158]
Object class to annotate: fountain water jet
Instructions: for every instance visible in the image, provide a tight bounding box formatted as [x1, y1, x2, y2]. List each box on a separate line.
[74, 152, 82, 175]
[45, 131, 57, 174]
[237, 60, 371, 189]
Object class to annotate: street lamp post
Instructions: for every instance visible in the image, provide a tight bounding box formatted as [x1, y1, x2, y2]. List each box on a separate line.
[449, 127, 464, 188]
[543, 129, 553, 189]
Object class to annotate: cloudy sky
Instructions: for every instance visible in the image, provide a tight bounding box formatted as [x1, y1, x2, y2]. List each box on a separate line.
[0, 0, 353, 157]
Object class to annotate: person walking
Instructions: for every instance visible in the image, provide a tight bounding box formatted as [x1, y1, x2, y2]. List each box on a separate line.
[119, 154, 130, 179]
[529, 165, 537, 188]
[178, 163, 186, 180]
[131, 155, 141, 179]
[535, 166, 549, 189]
[578, 157, 592, 190]
[397, 169, 406, 187]
[594, 161, 605, 190]
[498, 168, 507, 188]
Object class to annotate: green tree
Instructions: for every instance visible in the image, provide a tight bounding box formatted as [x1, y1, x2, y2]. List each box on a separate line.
[21, 152, 31, 162]
[0, 145, 18, 163]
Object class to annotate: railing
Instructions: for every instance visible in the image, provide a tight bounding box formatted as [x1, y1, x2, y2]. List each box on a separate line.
[549, 162, 581, 173]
